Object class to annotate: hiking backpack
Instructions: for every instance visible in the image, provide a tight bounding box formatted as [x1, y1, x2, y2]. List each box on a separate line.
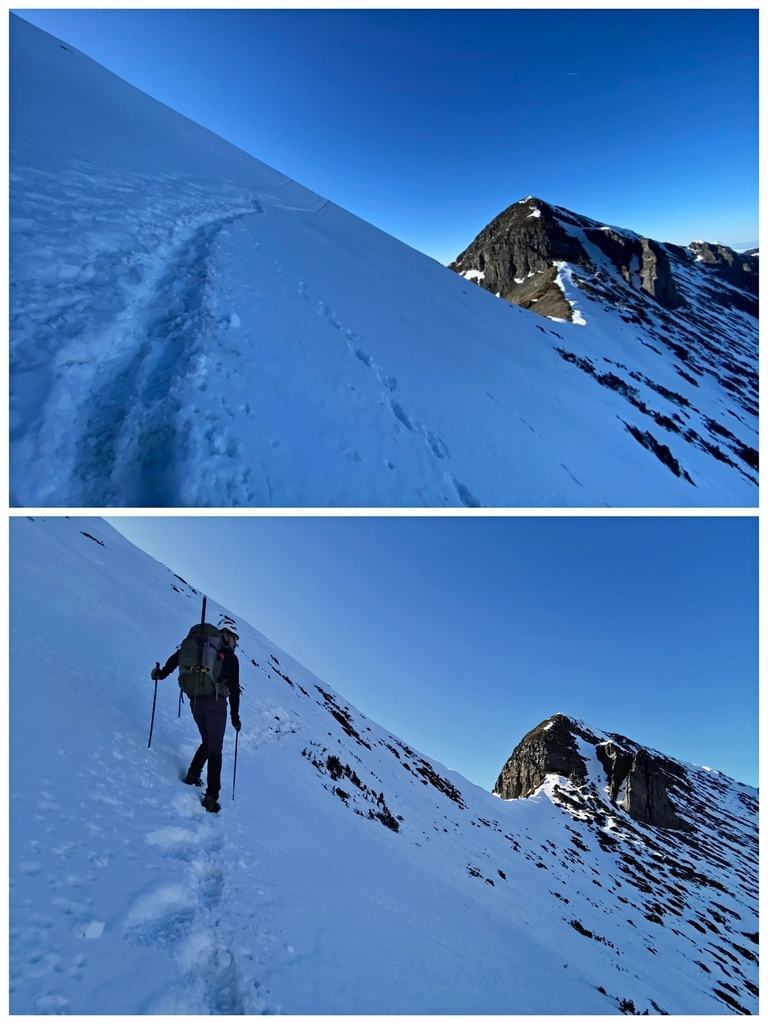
[178, 623, 229, 701]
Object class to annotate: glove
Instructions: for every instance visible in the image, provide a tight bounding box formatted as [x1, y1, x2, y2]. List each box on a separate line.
[151, 666, 161, 680]
[231, 714, 242, 732]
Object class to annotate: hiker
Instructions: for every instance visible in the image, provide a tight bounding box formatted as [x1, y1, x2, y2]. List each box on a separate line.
[152, 615, 242, 813]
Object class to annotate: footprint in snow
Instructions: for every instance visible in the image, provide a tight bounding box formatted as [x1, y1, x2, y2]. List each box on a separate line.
[451, 477, 482, 508]
[389, 399, 452, 461]
[316, 301, 342, 329]
[559, 462, 586, 490]
[52, 896, 89, 917]
[33, 993, 70, 1013]
[123, 884, 197, 949]
[172, 931, 249, 1014]
[191, 860, 225, 910]
[390, 400, 415, 432]
[145, 826, 200, 860]
[425, 430, 450, 459]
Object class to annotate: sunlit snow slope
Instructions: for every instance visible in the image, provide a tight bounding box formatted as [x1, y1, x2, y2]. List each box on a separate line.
[10, 518, 758, 1014]
[9, 15, 756, 507]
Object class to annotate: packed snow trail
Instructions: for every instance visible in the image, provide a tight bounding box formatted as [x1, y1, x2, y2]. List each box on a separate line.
[10, 15, 758, 507]
[10, 153, 263, 505]
[10, 726, 277, 1013]
[70, 199, 264, 507]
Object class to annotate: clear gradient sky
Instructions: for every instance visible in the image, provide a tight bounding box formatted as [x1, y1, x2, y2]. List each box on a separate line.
[14, 7, 758, 264]
[105, 516, 759, 790]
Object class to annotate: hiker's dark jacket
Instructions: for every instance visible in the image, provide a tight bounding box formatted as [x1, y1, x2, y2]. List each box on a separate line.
[157, 646, 240, 718]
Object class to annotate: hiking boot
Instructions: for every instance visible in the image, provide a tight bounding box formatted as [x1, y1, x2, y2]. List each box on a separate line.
[183, 771, 203, 787]
[201, 792, 221, 814]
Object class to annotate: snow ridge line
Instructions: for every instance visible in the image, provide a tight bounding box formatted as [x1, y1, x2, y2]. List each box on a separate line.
[67, 204, 261, 507]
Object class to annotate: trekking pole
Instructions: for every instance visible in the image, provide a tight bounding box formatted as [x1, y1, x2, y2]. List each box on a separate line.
[148, 663, 160, 748]
[195, 594, 207, 712]
[232, 730, 239, 800]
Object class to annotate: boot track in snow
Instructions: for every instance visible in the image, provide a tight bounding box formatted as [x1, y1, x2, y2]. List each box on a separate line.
[69, 204, 262, 507]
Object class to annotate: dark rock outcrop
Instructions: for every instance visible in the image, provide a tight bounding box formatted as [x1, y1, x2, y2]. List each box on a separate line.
[450, 196, 758, 322]
[450, 198, 590, 320]
[494, 713, 693, 831]
[581, 228, 684, 310]
[595, 741, 692, 830]
[493, 715, 593, 800]
[450, 197, 689, 319]
[688, 240, 759, 298]
[622, 748, 691, 829]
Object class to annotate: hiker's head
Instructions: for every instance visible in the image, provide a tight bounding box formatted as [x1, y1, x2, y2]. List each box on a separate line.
[221, 627, 239, 649]
[217, 616, 239, 648]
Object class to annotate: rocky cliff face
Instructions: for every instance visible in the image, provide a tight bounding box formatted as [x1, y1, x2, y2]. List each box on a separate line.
[448, 199, 589, 319]
[451, 196, 758, 321]
[494, 713, 694, 831]
[493, 714, 590, 800]
[689, 240, 759, 292]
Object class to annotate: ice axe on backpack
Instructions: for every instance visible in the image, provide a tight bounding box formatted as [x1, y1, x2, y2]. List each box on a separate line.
[148, 662, 160, 748]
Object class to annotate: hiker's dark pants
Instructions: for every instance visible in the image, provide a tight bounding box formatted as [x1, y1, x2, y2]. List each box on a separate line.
[187, 695, 227, 799]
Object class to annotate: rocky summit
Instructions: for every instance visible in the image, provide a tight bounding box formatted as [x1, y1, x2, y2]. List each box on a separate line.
[493, 714, 697, 829]
[493, 713, 758, 1013]
[450, 196, 758, 321]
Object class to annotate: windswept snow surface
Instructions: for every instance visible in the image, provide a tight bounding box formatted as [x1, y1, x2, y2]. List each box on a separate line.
[10, 518, 759, 1014]
[9, 16, 755, 507]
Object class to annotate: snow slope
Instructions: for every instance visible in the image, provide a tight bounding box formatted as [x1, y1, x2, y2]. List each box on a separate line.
[9, 15, 756, 507]
[10, 517, 758, 1013]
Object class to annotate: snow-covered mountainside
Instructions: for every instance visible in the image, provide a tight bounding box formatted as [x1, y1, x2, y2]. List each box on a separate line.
[451, 197, 758, 496]
[9, 15, 756, 508]
[10, 517, 758, 1014]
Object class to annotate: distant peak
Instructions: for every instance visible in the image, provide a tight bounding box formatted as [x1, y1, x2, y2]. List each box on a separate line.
[494, 713, 697, 831]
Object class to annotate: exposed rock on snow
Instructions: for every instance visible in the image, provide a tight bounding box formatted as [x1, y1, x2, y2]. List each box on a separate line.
[492, 713, 590, 799]
[497, 713, 692, 831]
[451, 198, 588, 320]
[451, 195, 757, 319]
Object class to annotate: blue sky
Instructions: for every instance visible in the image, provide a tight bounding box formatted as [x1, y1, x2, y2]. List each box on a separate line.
[106, 516, 759, 790]
[14, 8, 758, 263]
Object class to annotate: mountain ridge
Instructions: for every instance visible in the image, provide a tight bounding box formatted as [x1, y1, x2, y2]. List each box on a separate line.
[451, 195, 758, 494]
[451, 195, 758, 318]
